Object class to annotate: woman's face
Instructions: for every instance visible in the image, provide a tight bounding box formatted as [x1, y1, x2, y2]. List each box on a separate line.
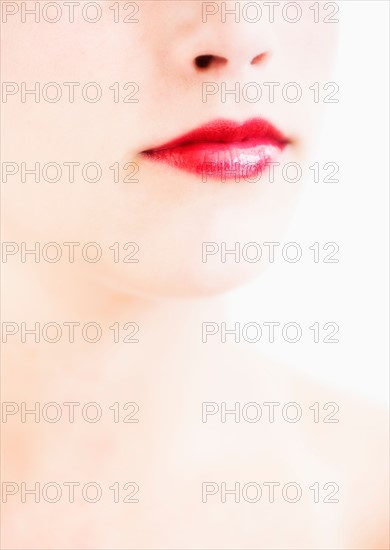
[2, 0, 338, 297]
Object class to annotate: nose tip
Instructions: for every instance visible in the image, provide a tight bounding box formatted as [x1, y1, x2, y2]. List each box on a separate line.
[169, 2, 275, 80]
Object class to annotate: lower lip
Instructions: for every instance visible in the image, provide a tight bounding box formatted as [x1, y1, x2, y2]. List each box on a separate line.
[142, 139, 286, 181]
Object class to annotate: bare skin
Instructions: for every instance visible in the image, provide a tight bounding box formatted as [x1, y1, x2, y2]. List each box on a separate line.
[2, 277, 388, 549]
[1, 1, 388, 548]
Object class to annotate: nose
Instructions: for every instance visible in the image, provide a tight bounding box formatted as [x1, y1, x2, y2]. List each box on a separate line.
[172, 2, 275, 77]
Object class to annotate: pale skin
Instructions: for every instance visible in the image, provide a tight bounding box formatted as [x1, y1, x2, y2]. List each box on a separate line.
[1, 1, 389, 548]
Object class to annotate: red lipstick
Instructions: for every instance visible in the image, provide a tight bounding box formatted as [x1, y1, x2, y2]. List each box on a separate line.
[141, 118, 289, 181]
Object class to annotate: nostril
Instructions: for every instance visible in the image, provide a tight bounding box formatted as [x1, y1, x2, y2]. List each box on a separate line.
[251, 52, 268, 65]
[195, 55, 213, 69]
[194, 55, 227, 70]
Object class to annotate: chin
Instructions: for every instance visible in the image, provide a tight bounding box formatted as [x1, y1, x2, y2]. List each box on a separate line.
[106, 260, 265, 300]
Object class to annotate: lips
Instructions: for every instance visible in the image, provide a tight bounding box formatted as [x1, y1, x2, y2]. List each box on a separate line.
[141, 118, 289, 181]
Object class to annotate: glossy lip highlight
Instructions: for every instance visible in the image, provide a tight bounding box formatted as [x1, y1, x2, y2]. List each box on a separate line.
[141, 118, 290, 181]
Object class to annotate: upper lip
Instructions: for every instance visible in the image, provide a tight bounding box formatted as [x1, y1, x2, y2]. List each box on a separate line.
[142, 118, 290, 153]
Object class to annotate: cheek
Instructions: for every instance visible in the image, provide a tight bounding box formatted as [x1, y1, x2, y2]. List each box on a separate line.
[271, 22, 338, 151]
[1, 12, 148, 161]
[291, 21, 339, 77]
[283, 18, 338, 85]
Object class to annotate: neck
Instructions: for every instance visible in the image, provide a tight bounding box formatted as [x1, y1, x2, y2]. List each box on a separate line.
[3, 261, 230, 376]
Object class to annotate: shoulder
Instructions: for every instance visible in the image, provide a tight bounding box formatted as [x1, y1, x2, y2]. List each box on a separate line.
[261, 355, 389, 549]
